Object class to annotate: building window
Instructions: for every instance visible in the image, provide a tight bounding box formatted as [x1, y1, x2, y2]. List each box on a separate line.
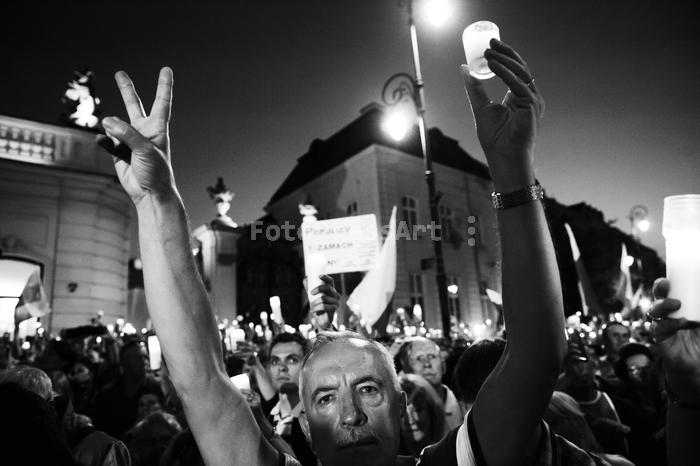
[439, 204, 452, 241]
[448, 275, 460, 318]
[402, 196, 418, 230]
[408, 272, 424, 312]
[346, 201, 358, 216]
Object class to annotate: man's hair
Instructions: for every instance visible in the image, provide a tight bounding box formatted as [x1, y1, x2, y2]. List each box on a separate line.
[0, 365, 54, 400]
[299, 331, 401, 399]
[396, 336, 439, 374]
[452, 338, 506, 404]
[268, 331, 309, 359]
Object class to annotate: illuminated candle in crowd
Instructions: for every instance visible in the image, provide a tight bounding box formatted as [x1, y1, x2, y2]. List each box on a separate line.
[663, 194, 700, 321]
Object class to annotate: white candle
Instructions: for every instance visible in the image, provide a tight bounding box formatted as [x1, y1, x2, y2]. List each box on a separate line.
[462, 21, 500, 80]
[664, 195, 700, 321]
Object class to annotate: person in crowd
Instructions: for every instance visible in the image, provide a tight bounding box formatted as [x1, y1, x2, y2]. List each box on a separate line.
[254, 332, 317, 465]
[99, 37, 599, 465]
[608, 342, 666, 465]
[67, 356, 99, 418]
[0, 382, 77, 465]
[398, 373, 447, 456]
[135, 386, 165, 421]
[557, 342, 629, 456]
[122, 411, 182, 466]
[443, 338, 633, 465]
[398, 336, 463, 430]
[598, 322, 631, 387]
[543, 391, 604, 454]
[93, 341, 162, 438]
[0, 365, 131, 466]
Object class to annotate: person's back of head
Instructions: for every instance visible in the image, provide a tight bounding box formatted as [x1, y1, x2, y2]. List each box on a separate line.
[543, 391, 601, 453]
[451, 338, 506, 408]
[0, 382, 76, 465]
[0, 364, 54, 399]
[123, 411, 182, 466]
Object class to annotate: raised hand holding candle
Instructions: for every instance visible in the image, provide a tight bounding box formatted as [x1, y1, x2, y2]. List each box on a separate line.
[663, 195, 700, 321]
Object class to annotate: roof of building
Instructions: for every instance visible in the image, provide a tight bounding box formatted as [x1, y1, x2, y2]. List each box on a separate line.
[267, 104, 490, 205]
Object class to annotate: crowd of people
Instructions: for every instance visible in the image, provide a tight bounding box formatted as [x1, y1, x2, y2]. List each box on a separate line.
[1, 39, 699, 466]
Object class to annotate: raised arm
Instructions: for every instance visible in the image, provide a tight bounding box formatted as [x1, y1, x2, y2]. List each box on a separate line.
[461, 40, 566, 465]
[100, 68, 277, 466]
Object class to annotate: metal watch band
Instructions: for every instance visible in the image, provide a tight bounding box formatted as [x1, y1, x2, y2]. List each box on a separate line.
[491, 183, 544, 210]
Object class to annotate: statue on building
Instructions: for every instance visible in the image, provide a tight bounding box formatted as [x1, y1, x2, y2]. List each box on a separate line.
[207, 177, 237, 228]
[61, 69, 102, 129]
[299, 201, 318, 224]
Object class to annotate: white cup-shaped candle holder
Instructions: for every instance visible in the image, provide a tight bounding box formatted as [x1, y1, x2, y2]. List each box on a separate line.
[462, 21, 500, 80]
[663, 194, 700, 321]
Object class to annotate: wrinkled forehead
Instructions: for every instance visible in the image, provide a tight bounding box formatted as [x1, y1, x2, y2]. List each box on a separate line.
[301, 339, 393, 396]
[409, 339, 439, 355]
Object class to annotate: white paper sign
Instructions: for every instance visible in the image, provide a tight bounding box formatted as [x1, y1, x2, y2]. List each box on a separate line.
[302, 214, 379, 274]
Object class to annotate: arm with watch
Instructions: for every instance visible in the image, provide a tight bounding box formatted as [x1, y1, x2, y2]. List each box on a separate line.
[459, 39, 566, 466]
[647, 278, 700, 466]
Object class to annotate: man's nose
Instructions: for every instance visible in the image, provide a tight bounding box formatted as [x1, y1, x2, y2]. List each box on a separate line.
[340, 393, 367, 427]
[277, 364, 288, 373]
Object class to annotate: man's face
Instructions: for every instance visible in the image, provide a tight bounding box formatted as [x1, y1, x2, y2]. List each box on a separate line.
[268, 341, 304, 391]
[605, 324, 630, 355]
[407, 340, 443, 387]
[137, 393, 162, 420]
[301, 339, 404, 466]
[624, 353, 651, 385]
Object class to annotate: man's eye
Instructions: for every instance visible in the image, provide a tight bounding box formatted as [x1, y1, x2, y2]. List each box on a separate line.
[287, 357, 299, 365]
[359, 385, 378, 395]
[318, 394, 333, 405]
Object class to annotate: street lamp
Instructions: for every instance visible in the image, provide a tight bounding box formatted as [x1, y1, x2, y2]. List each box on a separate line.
[629, 205, 650, 240]
[628, 204, 650, 286]
[381, 0, 452, 340]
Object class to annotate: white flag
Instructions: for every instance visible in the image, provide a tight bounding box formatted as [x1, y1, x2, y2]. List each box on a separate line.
[346, 207, 397, 327]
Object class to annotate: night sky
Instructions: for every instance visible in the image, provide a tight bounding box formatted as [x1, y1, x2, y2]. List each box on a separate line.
[4, 0, 699, 258]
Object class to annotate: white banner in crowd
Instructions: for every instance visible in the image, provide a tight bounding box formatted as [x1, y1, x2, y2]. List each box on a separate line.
[302, 214, 379, 275]
[346, 207, 397, 327]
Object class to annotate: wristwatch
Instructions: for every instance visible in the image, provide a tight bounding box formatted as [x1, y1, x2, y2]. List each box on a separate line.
[492, 182, 544, 210]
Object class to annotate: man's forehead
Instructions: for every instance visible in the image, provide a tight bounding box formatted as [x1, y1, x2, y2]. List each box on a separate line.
[303, 339, 389, 382]
[410, 340, 439, 353]
[271, 341, 304, 356]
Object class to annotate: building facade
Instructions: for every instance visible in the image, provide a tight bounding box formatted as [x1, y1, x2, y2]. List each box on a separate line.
[264, 105, 500, 331]
[0, 115, 137, 332]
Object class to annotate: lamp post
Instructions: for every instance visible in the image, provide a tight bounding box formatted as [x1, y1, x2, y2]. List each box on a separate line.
[628, 204, 650, 285]
[381, 0, 452, 340]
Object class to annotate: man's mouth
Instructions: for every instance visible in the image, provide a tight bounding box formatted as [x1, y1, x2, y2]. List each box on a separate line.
[337, 436, 379, 450]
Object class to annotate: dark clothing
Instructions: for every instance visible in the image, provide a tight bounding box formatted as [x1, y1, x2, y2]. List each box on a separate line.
[418, 411, 611, 466]
[609, 385, 666, 466]
[93, 376, 162, 439]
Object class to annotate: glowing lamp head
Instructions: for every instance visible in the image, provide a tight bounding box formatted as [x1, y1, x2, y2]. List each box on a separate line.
[422, 0, 451, 27]
[637, 219, 650, 232]
[447, 284, 459, 295]
[382, 108, 412, 141]
[623, 255, 635, 267]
